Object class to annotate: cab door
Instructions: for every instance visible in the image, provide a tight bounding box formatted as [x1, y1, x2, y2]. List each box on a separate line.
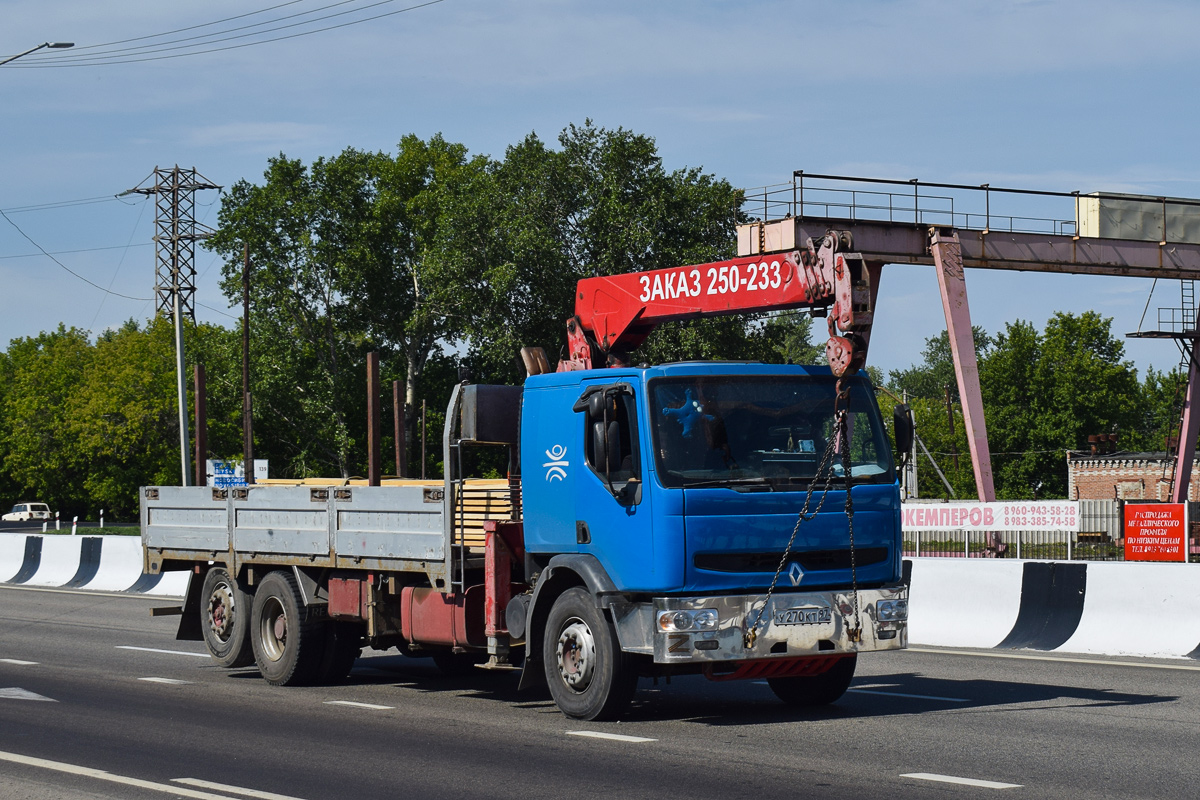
[571, 380, 662, 591]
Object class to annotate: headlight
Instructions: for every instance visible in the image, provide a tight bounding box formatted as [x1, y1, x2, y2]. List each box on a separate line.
[876, 599, 908, 622]
[657, 609, 719, 632]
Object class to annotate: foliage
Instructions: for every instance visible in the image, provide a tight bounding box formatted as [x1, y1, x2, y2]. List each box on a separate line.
[0, 319, 242, 519]
[206, 137, 492, 477]
[466, 121, 813, 377]
[889, 312, 1164, 501]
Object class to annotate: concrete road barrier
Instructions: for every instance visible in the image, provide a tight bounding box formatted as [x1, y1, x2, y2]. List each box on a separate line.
[907, 557, 1025, 649]
[906, 556, 1200, 660]
[0, 533, 186, 596]
[1059, 561, 1200, 659]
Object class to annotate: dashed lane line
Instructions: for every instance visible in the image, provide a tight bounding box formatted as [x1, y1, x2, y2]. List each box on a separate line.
[174, 777, 309, 800]
[0, 749, 243, 800]
[566, 731, 657, 743]
[116, 646, 209, 658]
[901, 772, 1022, 790]
[0, 688, 55, 702]
[324, 700, 394, 710]
[847, 688, 970, 703]
[138, 677, 192, 685]
[0, 659, 37, 666]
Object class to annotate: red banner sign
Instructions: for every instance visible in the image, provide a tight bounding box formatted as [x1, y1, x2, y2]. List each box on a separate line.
[1123, 503, 1188, 562]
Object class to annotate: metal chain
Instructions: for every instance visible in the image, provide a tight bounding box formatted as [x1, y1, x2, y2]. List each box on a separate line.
[743, 394, 855, 649]
[839, 399, 863, 643]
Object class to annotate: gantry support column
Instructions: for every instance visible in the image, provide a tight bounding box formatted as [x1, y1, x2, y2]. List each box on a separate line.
[1170, 344, 1200, 503]
[929, 229, 996, 501]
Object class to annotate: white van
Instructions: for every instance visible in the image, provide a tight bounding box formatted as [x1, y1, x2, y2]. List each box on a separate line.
[2, 502, 52, 521]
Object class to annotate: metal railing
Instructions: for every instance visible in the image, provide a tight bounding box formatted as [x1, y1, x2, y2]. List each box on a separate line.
[741, 172, 1200, 240]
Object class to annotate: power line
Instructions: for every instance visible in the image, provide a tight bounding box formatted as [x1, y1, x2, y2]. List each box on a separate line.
[58, 0, 310, 52]
[90, 192, 152, 330]
[22, 0, 377, 63]
[0, 207, 151, 302]
[0, 242, 153, 261]
[9, 0, 446, 68]
[197, 301, 240, 321]
[0, 195, 140, 213]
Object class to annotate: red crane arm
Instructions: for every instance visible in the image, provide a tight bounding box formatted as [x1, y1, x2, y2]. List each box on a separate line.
[558, 231, 874, 376]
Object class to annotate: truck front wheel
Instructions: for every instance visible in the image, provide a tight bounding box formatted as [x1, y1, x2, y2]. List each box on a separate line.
[250, 571, 324, 686]
[200, 567, 254, 668]
[543, 587, 636, 721]
[767, 654, 857, 706]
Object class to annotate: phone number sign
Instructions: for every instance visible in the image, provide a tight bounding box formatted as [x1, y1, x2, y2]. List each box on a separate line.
[903, 501, 1079, 531]
[1124, 503, 1188, 562]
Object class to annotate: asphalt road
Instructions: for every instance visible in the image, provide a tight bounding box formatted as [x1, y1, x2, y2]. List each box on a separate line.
[1, 585, 1197, 800]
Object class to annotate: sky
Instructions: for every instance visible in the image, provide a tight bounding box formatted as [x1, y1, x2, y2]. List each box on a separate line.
[4, 0, 1200, 379]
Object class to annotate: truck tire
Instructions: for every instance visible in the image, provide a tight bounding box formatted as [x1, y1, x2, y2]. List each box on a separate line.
[543, 587, 636, 721]
[250, 570, 325, 686]
[767, 655, 857, 707]
[200, 567, 254, 668]
[317, 622, 362, 684]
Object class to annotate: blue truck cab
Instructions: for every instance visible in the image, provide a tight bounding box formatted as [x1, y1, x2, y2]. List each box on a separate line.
[516, 361, 908, 717]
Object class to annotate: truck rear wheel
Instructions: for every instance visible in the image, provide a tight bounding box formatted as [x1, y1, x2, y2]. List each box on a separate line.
[200, 567, 254, 668]
[543, 587, 636, 721]
[767, 654, 857, 707]
[250, 571, 324, 686]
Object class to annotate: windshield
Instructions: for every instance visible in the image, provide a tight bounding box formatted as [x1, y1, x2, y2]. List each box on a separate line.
[650, 375, 895, 490]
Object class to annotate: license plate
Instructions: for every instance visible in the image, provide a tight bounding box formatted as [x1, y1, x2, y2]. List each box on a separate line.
[772, 606, 832, 626]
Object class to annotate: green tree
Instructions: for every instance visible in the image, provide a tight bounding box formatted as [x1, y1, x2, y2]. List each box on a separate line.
[1, 325, 92, 515]
[980, 312, 1140, 499]
[207, 136, 491, 477]
[465, 121, 803, 378]
[68, 318, 182, 517]
[888, 327, 993, 402]
[1128, 365, 1186, 453]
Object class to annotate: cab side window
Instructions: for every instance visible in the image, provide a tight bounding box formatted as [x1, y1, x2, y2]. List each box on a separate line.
[577, 384, 642, 504]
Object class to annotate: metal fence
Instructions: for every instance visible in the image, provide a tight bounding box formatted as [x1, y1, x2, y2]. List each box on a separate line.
[902, 500, 1200, 563]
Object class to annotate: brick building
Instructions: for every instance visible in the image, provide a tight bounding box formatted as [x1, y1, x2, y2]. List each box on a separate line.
[1067, 452, 1200, 501]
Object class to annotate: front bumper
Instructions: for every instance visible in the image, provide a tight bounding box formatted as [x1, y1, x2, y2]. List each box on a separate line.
[608, 585, 907, 664]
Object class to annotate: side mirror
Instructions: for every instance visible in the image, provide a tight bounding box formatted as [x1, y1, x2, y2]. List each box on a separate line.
[593, 420, 620, 474]
[893, 404, 914, 464]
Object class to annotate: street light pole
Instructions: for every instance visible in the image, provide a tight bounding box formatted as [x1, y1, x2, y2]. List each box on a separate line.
[0, 42, 74, 67]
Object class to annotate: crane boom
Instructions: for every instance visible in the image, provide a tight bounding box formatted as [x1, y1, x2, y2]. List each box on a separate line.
[558, 230, 874, 376]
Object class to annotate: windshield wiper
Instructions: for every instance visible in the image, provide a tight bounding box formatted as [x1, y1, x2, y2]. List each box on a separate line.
[681, 476, 773, 491]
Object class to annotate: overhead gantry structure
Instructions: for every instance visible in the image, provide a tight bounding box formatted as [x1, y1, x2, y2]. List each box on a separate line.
[737, 173, 1200, 503]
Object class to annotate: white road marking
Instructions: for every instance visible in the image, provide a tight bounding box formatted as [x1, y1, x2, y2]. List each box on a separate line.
[323, 700, 394, 710]
[847, 688, 970, 703]
[908, 646, 1200, 672]
[116, 645, 209, 658]
[0, 659, 37, 666]
[0, 749, 242, 799]
[139, 677, 192, 685]
[174, 777, 310, 800]
[902, 772, 1022, 790]
[0, 688, 55, 702]
[566, 731, 657, 743]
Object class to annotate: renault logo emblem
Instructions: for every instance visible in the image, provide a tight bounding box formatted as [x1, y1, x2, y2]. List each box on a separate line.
[787, 562, 804, 587]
